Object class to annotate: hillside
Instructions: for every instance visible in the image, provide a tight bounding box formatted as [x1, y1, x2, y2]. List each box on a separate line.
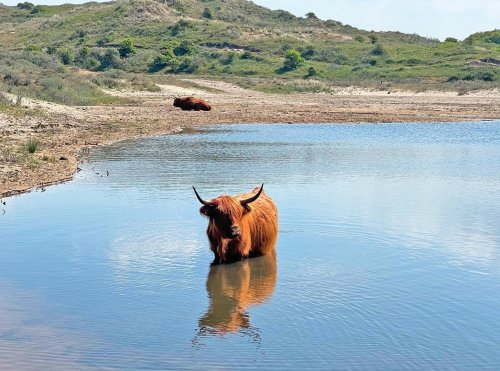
[0, 0, 499, 104]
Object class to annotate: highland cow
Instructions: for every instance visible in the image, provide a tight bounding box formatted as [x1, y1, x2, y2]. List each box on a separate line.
[193, 184, 278, 264]
[173, 96, 211, 111]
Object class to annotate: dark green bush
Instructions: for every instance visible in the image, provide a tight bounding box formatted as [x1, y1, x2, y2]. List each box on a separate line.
[118, 38, 136, 59]
[58, 48, 74, 65]
[173, 41, 193, 57]
[202, 7, 212, 19]
[372, 43, 385, 56]
[301, 47, 315, 60]
[98, 49, 120, 70]
[306, 66, 317, 77]
[16, 2, 34, 10]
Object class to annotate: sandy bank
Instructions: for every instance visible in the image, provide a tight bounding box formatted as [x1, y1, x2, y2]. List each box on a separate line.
[1, 80, 499, 198]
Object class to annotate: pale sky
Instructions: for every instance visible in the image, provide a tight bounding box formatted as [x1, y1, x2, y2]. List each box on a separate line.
[252, 0, 499, 40]
[1, 0, 498, 40]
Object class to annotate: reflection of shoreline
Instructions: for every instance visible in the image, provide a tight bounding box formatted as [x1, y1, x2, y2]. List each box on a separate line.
[197, 252, 277, 337]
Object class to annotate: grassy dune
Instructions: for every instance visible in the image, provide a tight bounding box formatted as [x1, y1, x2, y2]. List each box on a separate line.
[0, 0, 499, 105]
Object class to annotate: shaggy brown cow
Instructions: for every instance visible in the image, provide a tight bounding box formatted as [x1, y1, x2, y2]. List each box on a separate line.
[197, 252, 277, 336]
[173, 96, 211, 111]
[193, 184, 278, 264]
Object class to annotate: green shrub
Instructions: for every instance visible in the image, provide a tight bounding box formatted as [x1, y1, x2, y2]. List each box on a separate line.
[58, 48, 74, 65]
[16, 2, 34, 10]
[173, 41, 193, 57]
[27, 138, 39, 154]
[372, 43, 385, 56]
[240, 51, 252, 60]
[98, 49, 120, 70]
[30, 5, 44, 14]
[220, 52, 236, 65]
[170, 20, 192, 36]
[96, 35, 112, 47]
[273, 9, 295, 21]
[118, 38, 136, 59]
[301, 47, 315, 60]
[487, 36, 500, 44]
[151, 49, 178, 71]
[202, 7, 212, 19]
[463, 69, 496, 82]
[284, 49, 305, 69]
[306, 66, 317, 78]
[46, 46, 57, 55]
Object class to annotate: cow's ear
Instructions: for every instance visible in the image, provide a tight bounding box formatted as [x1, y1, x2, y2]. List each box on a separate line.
[200, 206, 212, 216]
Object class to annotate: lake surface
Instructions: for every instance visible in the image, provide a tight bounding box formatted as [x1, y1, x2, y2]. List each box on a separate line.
[1, 122, 500, 369]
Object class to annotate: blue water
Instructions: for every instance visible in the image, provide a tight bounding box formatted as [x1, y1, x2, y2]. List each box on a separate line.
[1, 122, 500, 369]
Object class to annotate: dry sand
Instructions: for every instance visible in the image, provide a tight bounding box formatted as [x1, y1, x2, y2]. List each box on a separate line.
[1, 79, 499, 198]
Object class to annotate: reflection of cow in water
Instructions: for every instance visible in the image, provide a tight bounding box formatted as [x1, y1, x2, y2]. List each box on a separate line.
[197, 252, 277, 336]
[193, 184, 278, 264]
[173, 96, 211, 111]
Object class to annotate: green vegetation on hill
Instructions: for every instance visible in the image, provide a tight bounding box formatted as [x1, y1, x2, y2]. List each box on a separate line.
[0, 0, 498, 105]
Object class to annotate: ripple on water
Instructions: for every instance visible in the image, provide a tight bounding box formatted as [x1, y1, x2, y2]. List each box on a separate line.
[1, 122, 500, 369]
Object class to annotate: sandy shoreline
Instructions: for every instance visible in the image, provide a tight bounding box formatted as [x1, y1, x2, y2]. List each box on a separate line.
[1, 80, 499, 199]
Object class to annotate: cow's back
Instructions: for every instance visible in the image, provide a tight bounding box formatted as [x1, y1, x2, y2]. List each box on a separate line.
[238, 189, 278, 256]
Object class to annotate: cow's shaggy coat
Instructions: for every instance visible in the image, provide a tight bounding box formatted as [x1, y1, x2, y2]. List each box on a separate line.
[194, 185, 278, 264]
[173, 96, 211, 111]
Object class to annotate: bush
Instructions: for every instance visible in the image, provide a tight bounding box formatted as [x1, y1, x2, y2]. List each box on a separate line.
[301, 47, 315, 60]
[96, 35, 112, 47]
[152, 49, 178, 71]
[372, 43, 385, 56]
[444, 37, 458, 43]
[202, 7, 212, 19]
[170, 20, 192, 36]
[487, 36, 500, 44]
[305, 12, 318, 20]
[16, 2, 34, 10]
[273, 9, 295, 21]
[305, 66, 317, 78]
[30, 5, 43, 14]
[220, 52, 236, 65]
[176, 56, 203, 73]
[58, 48, 74, 65]
[284, 49, 305, 70]
[173, 41, 193, 57]
[46, 46, 57, 55]
[27, 138, 39, 154]
[240, 51, 252, 60]
[463, 70, 496, 82]
[118, 38, 136, 59]
[98, 49, 120, 70]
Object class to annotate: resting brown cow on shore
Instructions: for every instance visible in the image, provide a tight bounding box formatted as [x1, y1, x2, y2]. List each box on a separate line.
[193, 184, 278, 264]
[173, 96, 211, 111]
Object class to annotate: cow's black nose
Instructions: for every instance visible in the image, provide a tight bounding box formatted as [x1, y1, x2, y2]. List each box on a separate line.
[230, 226, 241, 237]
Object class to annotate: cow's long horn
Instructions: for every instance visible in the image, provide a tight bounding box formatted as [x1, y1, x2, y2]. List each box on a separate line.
[241, 184, 264, 205]
[193, 186, 213, 206]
